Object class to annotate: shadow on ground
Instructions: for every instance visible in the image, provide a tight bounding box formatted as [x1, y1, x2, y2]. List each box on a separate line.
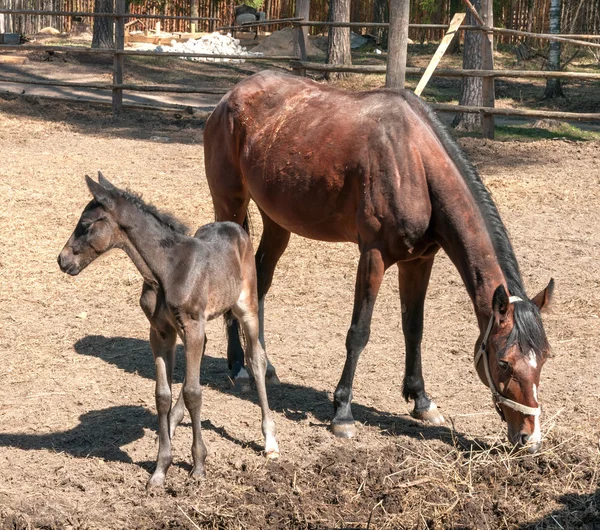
[519, 488, 600, 529]
[73, 334, 493, 453]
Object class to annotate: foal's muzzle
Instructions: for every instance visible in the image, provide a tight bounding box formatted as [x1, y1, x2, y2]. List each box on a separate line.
[57, 251, 80, 276]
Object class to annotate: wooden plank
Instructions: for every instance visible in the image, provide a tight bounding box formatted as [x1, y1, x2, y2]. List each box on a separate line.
[431, 103, 600, 121]
[414, 12, 465, 96]
[289, 61, 600, 79]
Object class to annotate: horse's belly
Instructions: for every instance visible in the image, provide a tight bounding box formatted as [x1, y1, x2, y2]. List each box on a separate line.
[242, 157, 359, 243]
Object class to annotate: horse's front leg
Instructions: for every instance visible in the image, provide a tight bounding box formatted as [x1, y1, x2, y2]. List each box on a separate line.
[398, 257, 444, 425]
[332, 247, 386, 438]
[181, 317, 208, 480]
[147, 325, 177, 489]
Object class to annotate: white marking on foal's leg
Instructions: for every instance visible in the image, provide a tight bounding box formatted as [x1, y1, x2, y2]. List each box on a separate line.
[236, 367, 250, 380]
[264, 433, 279, 459]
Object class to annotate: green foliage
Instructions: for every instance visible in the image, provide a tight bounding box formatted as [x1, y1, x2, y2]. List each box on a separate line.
[235, 0, 264, 9]
[419, 0, 438, 23]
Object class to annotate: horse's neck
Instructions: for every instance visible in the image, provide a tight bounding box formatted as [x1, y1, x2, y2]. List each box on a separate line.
[116, 207, 175, 285]
[432, 179, 507, 330]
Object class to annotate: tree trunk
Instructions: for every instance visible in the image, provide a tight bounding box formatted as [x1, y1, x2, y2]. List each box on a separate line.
[452, 0, 483, 130]
[372, 0, 388, 46]
[544, 0, 565, 98]
[92, 0, 114, 49]
[326, 0, 352, 80]
[190, 0, 199, 32]
[385, 0, 410, 88]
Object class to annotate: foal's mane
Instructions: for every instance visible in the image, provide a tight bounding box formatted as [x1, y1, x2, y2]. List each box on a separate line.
[400, 91, 549, 358]
[114, 188, 190, 236]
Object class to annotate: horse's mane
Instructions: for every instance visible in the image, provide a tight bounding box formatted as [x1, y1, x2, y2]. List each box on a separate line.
[399, 90, 549, 358]
[114, 188, 190, 237]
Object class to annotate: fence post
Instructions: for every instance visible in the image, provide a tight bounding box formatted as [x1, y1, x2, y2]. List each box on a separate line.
[112, 0, 126, 114]
[386, 0, 410, 88]
[481, 0, 495, 139]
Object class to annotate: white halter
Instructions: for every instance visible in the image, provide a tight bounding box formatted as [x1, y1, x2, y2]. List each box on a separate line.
[474, 296, 541, 417]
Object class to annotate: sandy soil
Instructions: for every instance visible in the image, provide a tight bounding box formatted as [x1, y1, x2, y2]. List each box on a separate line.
[0, 95, 598, 529]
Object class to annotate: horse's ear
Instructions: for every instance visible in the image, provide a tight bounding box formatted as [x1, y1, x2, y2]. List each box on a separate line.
[531, 278, 554, 313]
[97, 171, 115, 190]
[492, 285, 510, 323]
[85, 175, 114, 208]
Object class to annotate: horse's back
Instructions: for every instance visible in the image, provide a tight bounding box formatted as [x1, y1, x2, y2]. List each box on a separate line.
[205, 72, 439, 249]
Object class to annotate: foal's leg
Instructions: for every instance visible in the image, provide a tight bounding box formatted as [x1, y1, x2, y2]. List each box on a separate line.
[254, 212, 291, 384]
[147, 325, 177, 489]
[232, 295, 279, 459]
[181, 318, 208, 480]
[332, 247, 386, 438]
[398, 258, 444, 425]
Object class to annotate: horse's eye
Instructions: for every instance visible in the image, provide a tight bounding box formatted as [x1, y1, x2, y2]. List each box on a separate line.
[498, 360, 511, 372]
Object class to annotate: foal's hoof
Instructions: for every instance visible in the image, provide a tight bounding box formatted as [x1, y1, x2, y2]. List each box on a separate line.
[265, 435, 280, 460]
[331, 422, 357, 439]
[189, 466, 206, 481]
[146, 473, 166, 490]
[412, 403, 445, 425]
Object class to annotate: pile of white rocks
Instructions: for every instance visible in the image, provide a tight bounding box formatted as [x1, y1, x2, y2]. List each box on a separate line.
[155, 32, 263, 63]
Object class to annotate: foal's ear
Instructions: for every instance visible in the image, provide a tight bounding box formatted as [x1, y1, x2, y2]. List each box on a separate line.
[531, 278, 555, 313]
[492, 284, 510, 323]
[85, 175, 114, 209]
[97, 171, 116, 190]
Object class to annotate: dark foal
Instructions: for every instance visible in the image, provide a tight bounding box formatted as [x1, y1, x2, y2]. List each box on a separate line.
[204, 70, 554, 452]
[58, 174, 279, 488]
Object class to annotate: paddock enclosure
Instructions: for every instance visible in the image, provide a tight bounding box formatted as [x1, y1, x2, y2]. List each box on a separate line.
[0, 95, 599, 529]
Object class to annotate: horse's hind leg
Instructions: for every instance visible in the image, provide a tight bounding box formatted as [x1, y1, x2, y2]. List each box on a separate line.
[254, 211, 291, 384]
[147, 325, 177, 489]
[397, 258, 444, 425]
[332, 247, 386, 438]
[207, 162, 251, 390]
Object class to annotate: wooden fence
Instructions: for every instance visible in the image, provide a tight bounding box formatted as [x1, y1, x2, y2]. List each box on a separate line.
[2, 0, 598, 43]
[0, 6, 599, 135]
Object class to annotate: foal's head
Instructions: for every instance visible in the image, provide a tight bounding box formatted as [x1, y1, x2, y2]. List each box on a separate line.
[58, 174, 124, 276]
[476, 281, 554, 453]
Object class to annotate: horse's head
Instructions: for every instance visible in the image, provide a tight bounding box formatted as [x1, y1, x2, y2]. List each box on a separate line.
[475, 280, 554, 453]
[58, 173, 121, 276]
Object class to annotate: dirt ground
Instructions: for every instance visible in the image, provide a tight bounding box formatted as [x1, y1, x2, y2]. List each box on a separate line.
[0, 94, 599, 530]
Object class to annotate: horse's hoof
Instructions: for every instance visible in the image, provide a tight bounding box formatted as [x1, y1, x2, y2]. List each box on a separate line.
[331, 422, 357, 438]
[412, 403, 445, 425]
[266, 371, 281, 385]
[146, 473, 165, 490]
[233, 368, 251, 393]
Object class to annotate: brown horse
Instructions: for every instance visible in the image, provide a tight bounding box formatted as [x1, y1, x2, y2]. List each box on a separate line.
[58, 174, 279, 488]
[204, 70, 554, 452]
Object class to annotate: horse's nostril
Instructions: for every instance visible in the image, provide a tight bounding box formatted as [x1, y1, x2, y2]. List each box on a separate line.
[519, 433, 530, 446]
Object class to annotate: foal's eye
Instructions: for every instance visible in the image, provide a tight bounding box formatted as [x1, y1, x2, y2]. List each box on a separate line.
[498, 360, 511, 372]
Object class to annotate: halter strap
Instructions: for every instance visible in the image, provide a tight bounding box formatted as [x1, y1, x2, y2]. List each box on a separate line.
[474, 296, 541, 417]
